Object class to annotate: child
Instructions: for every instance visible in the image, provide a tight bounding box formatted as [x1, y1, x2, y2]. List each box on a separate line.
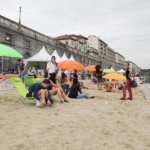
[2, 72, 7, 88]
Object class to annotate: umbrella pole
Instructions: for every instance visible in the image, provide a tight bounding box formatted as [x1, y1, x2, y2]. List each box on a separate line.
[2, 56, 3, 73]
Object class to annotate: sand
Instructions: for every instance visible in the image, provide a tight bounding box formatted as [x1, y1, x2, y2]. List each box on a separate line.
[0, 80, 150, 150]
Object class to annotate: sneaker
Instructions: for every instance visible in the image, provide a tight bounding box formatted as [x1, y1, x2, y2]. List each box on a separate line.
[36, 100, 43, 107]
[91, 96, 95, 99]
[127, 97, 133, 100]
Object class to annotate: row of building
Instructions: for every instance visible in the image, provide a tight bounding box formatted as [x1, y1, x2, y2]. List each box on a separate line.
[0, 15, 141, 74]
[55, 34, 141, 74]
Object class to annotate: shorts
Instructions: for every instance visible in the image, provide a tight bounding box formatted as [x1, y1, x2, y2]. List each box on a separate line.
[96, 74, 103, 83]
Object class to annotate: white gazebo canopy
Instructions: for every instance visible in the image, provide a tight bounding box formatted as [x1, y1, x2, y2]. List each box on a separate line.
[24, 46, 50, 62]
[117, 69, 125, 74]
[50, 50, 62, 63]
[69, 55, 75, 61]
[24, 46, 51, 68]
[61, 53, 68, 61]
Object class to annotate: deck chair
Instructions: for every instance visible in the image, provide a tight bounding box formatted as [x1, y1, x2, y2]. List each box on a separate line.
[11, 77, 35, 105]
[24, 76, 41, 87]
[24, 76, 35, 87]
[33, 78, 41, 83]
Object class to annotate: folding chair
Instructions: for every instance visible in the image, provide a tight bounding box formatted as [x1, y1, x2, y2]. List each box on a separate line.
[11, 77, 35, 105]
[24, 76, 41, 87]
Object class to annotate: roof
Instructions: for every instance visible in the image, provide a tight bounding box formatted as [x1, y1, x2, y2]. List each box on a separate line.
[54, 34, 88, 40]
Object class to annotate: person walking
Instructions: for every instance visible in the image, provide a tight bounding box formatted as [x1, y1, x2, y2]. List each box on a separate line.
[95, 61, 103, 90]
[120, 63, 133, 100]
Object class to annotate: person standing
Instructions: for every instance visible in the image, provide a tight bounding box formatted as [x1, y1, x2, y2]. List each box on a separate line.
[120, 63, 133, 100]
[95, 61, 103, 90]
[17, 59, 26, 83]
[1, 72, 7, 88]
[47, 56, 57, 74]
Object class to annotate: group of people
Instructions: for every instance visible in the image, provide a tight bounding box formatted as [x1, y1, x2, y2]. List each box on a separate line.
[1, 55, 134, 106]
[95, 61, 133, 100]
[26, 56, 94, 107]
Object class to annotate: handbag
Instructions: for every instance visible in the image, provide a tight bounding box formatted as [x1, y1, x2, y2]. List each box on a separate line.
[131, 79, 137, 88]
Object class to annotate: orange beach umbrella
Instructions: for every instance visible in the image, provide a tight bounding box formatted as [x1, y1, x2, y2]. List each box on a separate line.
[84, 65, 96, 71]
[57, 60, 84, 70]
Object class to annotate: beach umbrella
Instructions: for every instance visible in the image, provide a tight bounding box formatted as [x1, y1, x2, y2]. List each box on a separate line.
[0, 44, 23, 72]
[103, 69, 114, 74]
[57, 60, 84, 70]
[0, 44, 23, 58]
[103, 72, 126, 81]
[84, 65, 96, 71]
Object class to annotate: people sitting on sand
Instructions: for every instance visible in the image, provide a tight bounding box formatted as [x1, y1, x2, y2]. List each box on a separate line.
[105, 81, 115, 92]
[91, 73, 97, 84]
[69, 71, 88, 89]
[48, 73, 69, 103]
[103, 79, 109, 89]
[60, 72, 70, 94]
[68, 78, 94, 99]
[26, 79, 52, 107]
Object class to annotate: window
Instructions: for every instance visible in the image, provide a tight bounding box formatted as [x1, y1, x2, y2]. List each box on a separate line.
[24, 39, 31, 50]
[5, 33, 13, 42]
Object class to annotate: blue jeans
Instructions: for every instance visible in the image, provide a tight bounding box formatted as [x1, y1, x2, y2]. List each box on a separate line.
[19, 71, 27, 83]
[77, 93, 90, 99]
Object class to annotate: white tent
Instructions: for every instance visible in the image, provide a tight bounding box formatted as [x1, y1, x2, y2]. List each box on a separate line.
[110, 67, 115, 71]
[24, 46, 51, 68]
[117, 69, 125, 74]
[69, 55, 75, 61]
[50, 50, 62, 63]
[61, 53, 68, 61]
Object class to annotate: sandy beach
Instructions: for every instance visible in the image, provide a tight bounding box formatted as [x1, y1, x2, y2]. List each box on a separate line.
[0, 80, 150, 150]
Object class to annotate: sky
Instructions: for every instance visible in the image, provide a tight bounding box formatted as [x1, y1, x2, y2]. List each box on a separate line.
[0, 0, 150, 69]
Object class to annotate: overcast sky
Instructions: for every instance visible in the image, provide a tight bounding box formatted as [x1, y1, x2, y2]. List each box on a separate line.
[1, 0, 150, 69]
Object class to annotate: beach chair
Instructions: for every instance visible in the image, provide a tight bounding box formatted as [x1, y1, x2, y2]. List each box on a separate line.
[24, 76, 41, 87]
[11, 77, 34, 105]
[33, 77, 41, 83]
[24, 76, 35, 87]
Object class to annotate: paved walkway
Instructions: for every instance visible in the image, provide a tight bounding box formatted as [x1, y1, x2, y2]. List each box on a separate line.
[141, 84, 150, 100]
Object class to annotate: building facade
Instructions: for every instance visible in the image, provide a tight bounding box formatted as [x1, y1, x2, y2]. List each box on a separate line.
[107, 46, 116, 69]
[125, 61, 141, 75]
[0, 15, 142, 73]
[88, 35, 108, 68]
[115, 52, 125, 71]
[0, 15, 98, 72]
